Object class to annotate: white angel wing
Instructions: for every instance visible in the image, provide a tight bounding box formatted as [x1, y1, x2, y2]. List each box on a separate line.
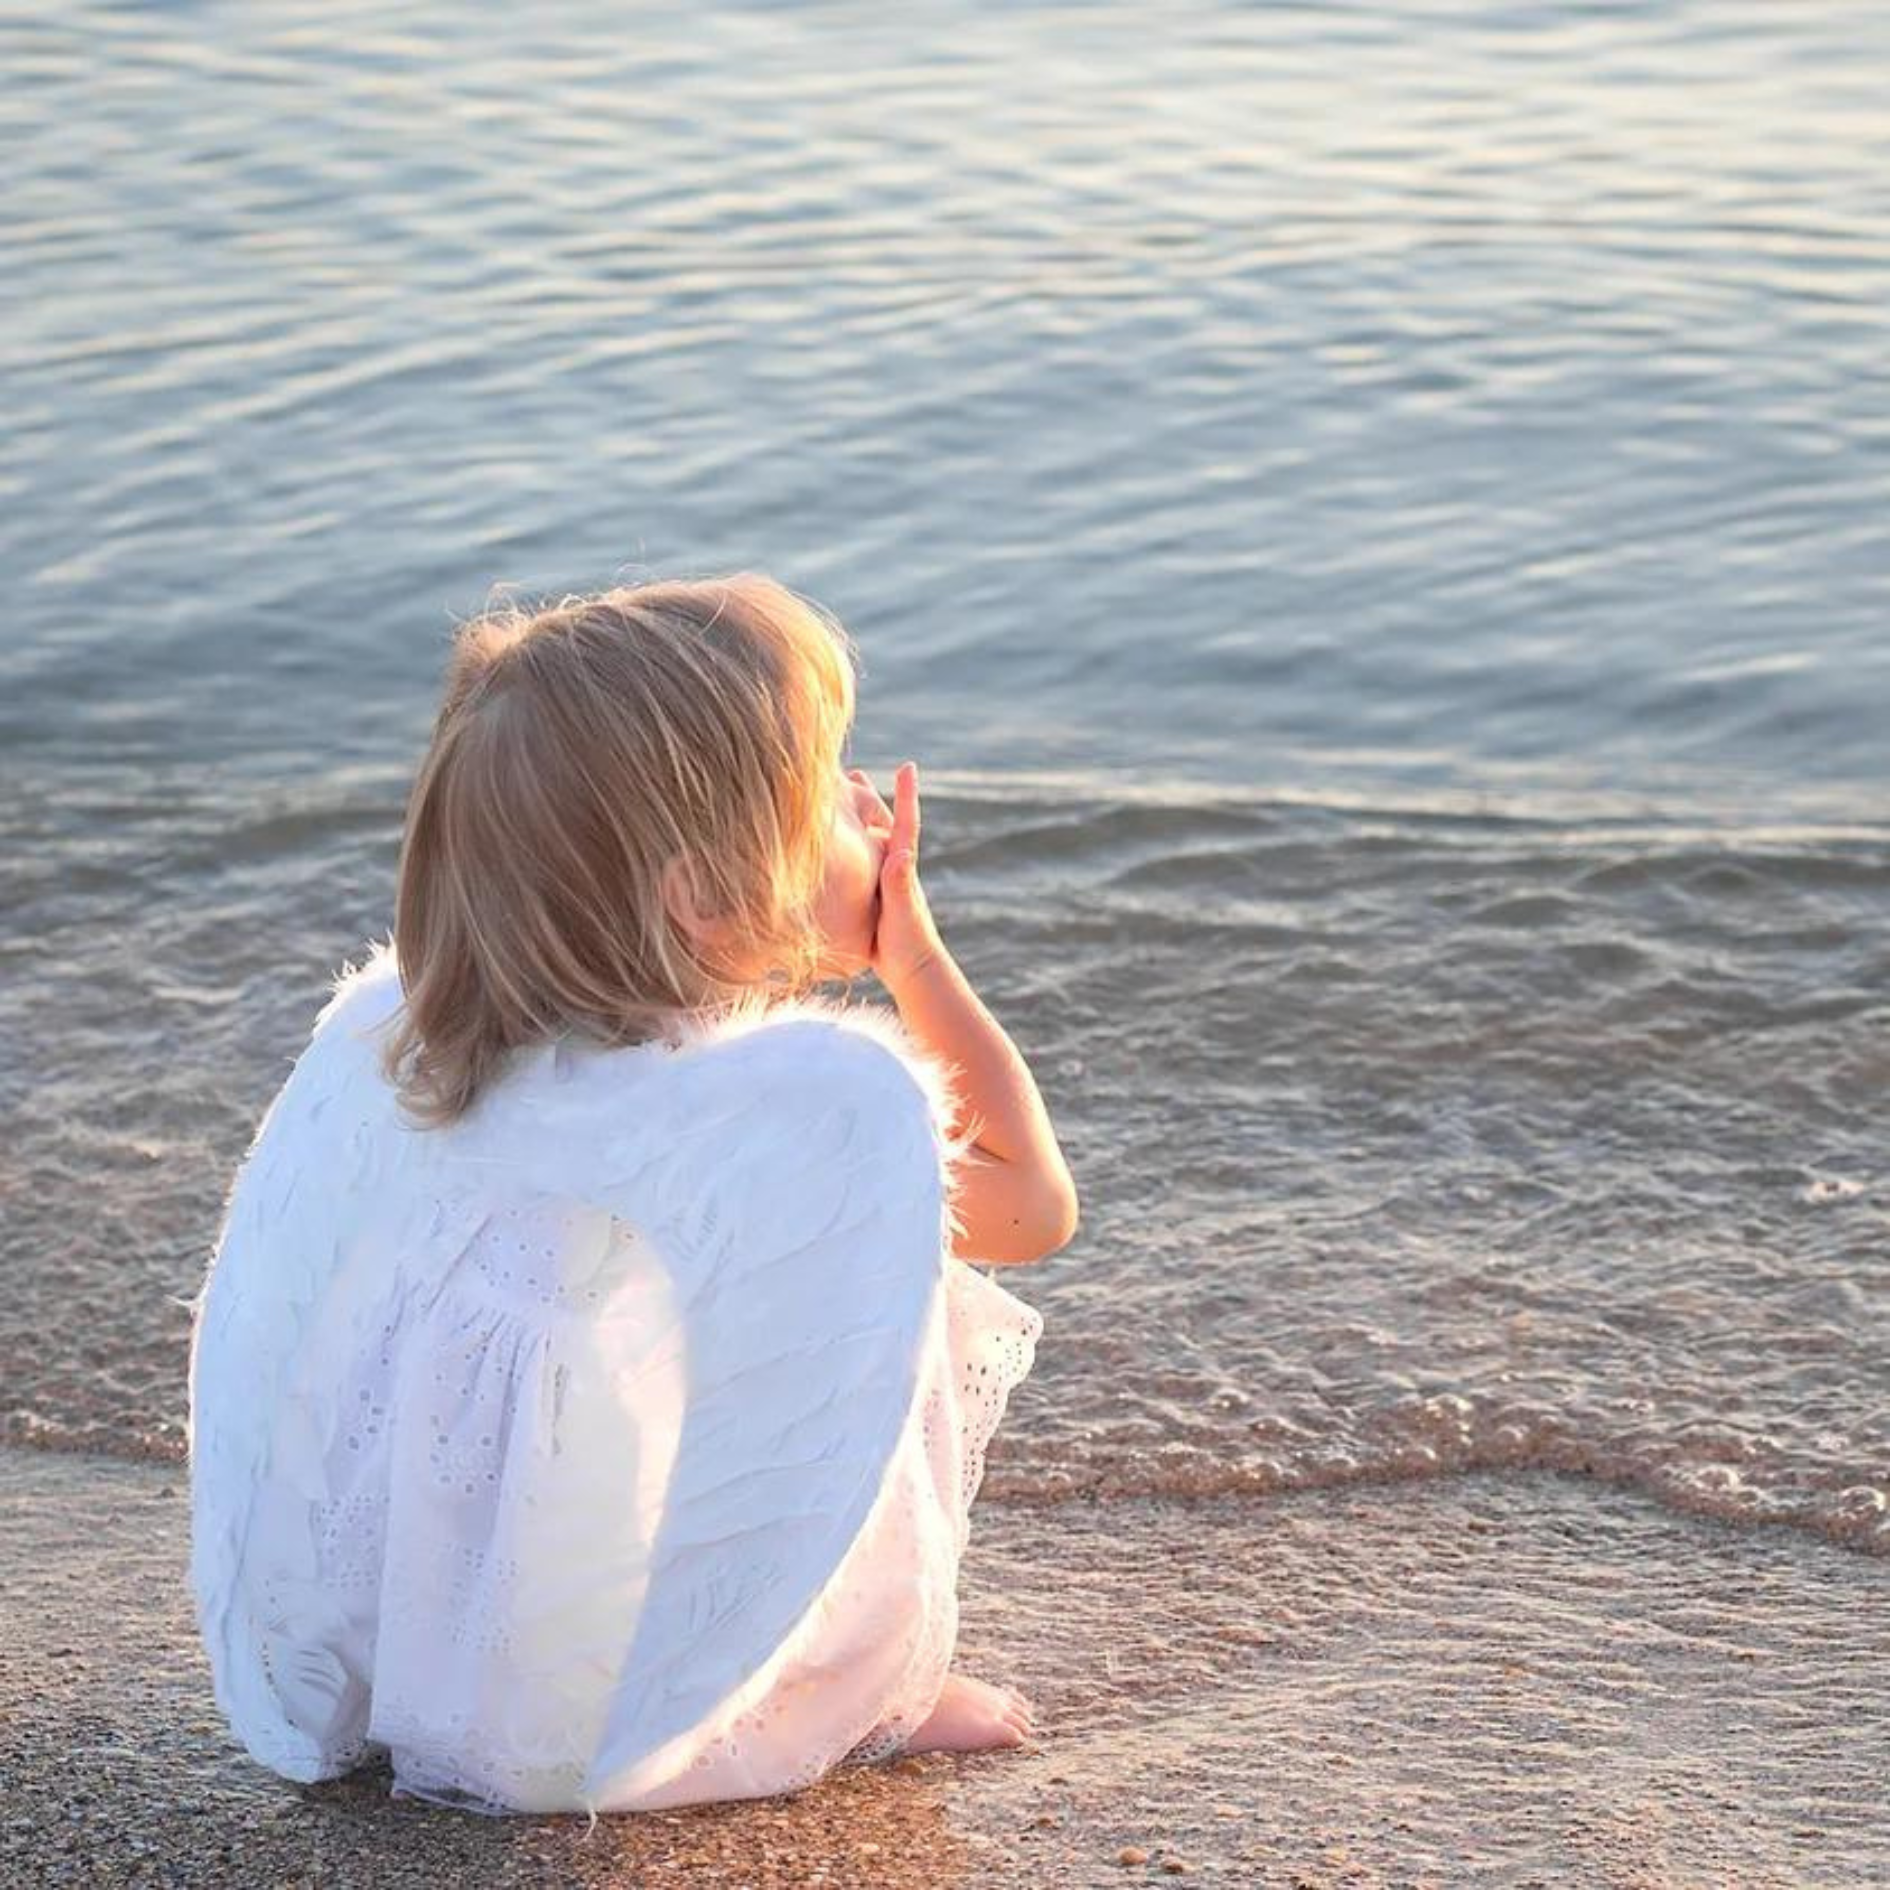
[600, 1021, 958, 1800]
[187, 943, 455, 1781]
[366, 1010, 974, 1812]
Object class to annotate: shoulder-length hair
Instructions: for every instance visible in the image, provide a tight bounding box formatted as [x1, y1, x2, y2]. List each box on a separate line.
[379, 572, 859, 1129]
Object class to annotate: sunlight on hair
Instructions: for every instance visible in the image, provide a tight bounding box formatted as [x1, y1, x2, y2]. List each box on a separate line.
[379, 573, 859, 1129]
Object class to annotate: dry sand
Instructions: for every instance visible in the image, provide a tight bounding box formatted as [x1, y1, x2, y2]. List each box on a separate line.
[4, 1446, 1886, 1887]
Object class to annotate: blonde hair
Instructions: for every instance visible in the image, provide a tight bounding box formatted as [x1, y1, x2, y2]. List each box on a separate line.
[379, 572, 859, 1130]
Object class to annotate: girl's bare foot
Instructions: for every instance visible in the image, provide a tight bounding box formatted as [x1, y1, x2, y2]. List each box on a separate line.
[902, 1671, 1034, 1755]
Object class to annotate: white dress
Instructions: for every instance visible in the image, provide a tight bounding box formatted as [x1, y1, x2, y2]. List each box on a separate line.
[187, 939, 1043, 1815]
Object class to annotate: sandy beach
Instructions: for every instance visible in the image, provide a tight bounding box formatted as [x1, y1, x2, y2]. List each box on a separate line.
[5, 1446, 1885, 1888]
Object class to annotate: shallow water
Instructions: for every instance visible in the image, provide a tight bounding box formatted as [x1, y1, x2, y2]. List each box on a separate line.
[4, 0, 1889, 1862]
[11, 770, 1888, 1559]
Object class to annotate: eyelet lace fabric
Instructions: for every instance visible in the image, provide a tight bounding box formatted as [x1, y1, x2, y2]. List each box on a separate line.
[834, 1257, 1043, 1773]
[188, 942, 1044, 1815]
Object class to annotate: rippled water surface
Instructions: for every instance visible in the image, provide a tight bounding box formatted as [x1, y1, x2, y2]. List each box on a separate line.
[4, 4, 1889, 1839]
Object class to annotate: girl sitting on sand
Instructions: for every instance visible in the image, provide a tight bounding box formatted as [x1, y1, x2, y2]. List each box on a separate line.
[187, 573, 1076, 1815]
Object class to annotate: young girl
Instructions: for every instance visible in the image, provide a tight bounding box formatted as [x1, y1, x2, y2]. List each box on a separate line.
[187, 573, 1076, 1816]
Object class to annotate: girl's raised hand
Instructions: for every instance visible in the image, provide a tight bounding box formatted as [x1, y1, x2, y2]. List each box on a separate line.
[853, 761, 944, 993]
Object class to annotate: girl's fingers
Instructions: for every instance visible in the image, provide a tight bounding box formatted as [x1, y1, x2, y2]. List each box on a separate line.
[898, 761, 921, 850]
[850, 762, 917, 860]
[847, 769, 896, 841]
[879, 764, 918, 882]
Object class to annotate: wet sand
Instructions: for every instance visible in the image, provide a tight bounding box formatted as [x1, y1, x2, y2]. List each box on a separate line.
[5, 1448, 1887, 1888]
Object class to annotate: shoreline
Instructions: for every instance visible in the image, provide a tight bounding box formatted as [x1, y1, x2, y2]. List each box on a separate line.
[5, 1446, 1887, 1886]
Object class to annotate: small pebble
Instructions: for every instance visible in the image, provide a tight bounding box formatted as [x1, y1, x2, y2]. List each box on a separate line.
[1163, 1862, 1191, 1877]
[1118, 1844, 1149, 1865]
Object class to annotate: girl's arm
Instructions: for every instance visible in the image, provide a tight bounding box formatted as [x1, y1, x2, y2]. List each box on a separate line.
[885, 945, 1079, 1266]
[866, 759, 1077, 1266]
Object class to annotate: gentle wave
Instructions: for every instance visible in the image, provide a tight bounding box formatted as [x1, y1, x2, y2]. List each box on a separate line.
[978, 1412, 1890, 1560]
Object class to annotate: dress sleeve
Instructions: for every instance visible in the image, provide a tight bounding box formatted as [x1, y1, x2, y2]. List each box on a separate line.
[364, 1017, 1029, 1815]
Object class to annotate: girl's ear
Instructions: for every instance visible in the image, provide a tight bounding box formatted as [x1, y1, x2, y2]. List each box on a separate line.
[661, 852, 726, 948]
